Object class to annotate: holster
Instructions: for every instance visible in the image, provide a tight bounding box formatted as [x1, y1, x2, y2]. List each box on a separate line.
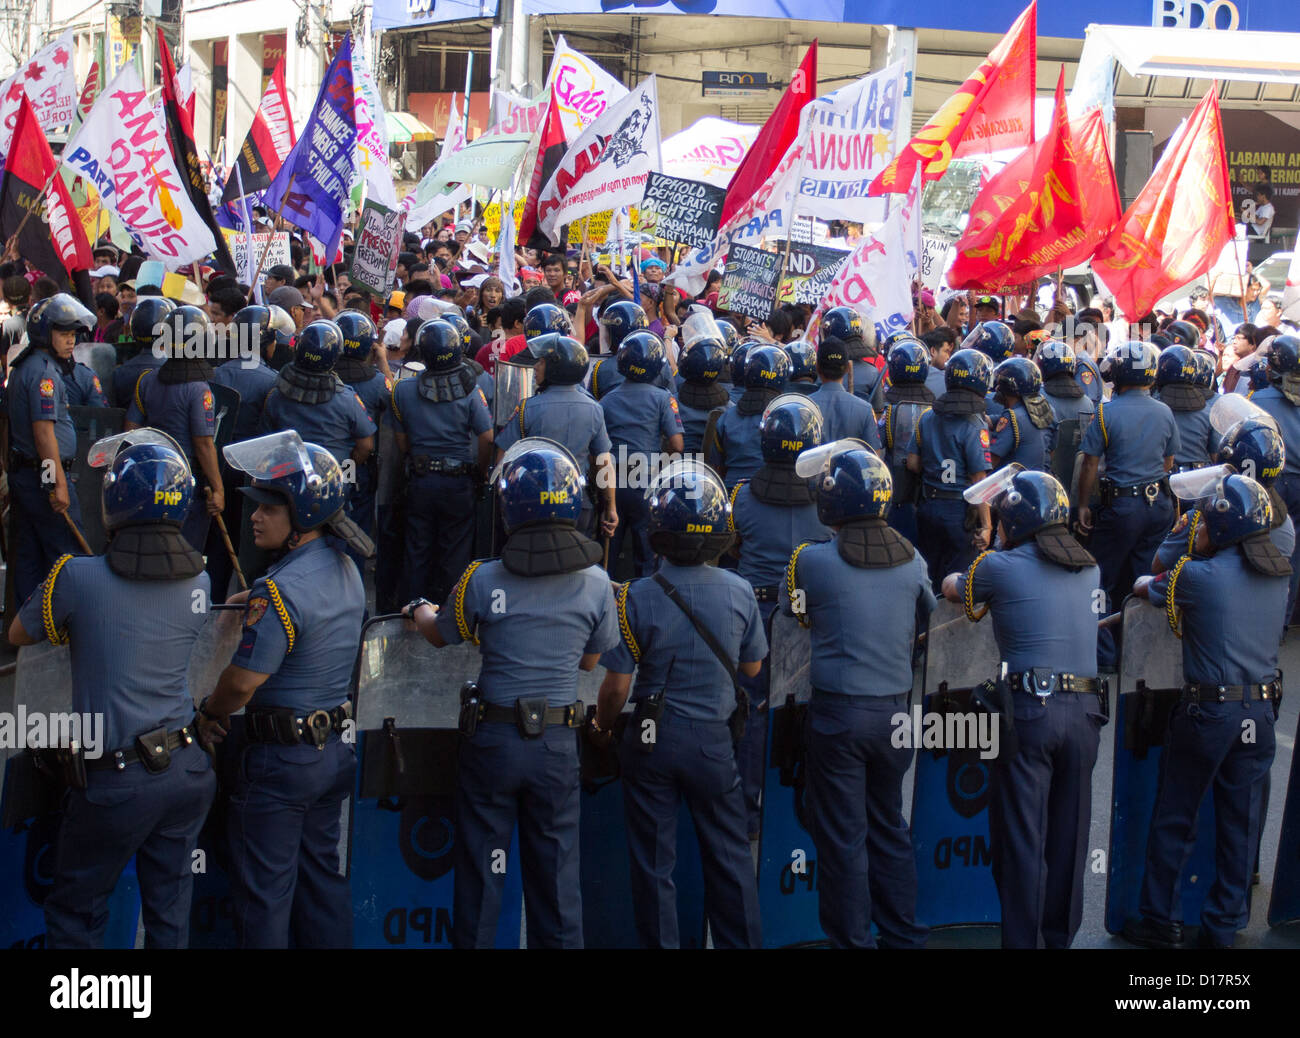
[458, 681, 480, 738]
[631, 692, 666, 754]
[134, 725, 172, 774]
[515, 695, 548, 738]
[410, 454, 432, 477]
[1274, 672, 1285, 722]
[1, 747, 87, 828]
[892, 465, 921, 509]
[769, 694, 807, 788]
[970, 679, 1019, 760]
[1124, 682, 1182, 759]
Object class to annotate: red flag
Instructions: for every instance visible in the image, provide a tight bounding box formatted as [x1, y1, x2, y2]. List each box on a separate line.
[76, 59, 100, 120]
[719, 41, 817, 228]
[1093, 86, 1235, 321]
[948, 71, 1086, 290]
[222, 58, 296, 202]
[870, 1, 1035, 195]
[0, 95, 91, 279]
[518, 84, 568, 250]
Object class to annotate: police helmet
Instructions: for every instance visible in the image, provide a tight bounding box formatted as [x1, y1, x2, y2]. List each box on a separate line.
[129, 296, 177, 346]
[294, 320, 345, 373]
[526, 333, 588, 385]
[441, 310, 475, 352]
[822, 306, 865, 345]
[989, 469, 1071, 545]
[784, 340, 818, 382]
[233, 305, 274, 349]
[679, 340, 727, 384]
[993, 356, 1043, 400]
[714, 318, 740, 354]
[743, 344, 791, 391]
[599, 300, 649, 352]
[617, 330, 666, 383]
[799, 440, 892, 526]
[944, 348, 995, 396]
[102, 441, 195, 531]
[1267, 334, 1300, 376]
[27, 293, 95, 349]
[268, 304, 296, 349]
[494, 438, 585, 532]
[415, 320, 464, 372]
[1034, 339, 1076, 379]
[1165, 320, 1201, 349]
[887, 340, 930, 386]
[524, 302, 572, 340]
[729, 339, 757, 384]
[162, 304, 213, 359]
[1191, 349, 1216, 390]
[336, 310, 378, 360]
[646, 459, 735, 564]
[1217, 418, 1285, 488]
[962, 321, 1015, 363]
[1202, 473, 1274, 549]
[1155, 344, 1199, 387]
[883, 330, 923, 354]
[1103, 340, 1159, 387]
[759, 393, 823, 464]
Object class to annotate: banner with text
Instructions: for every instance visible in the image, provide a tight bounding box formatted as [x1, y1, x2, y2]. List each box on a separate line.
[637, 172, 726, 250]
[350, 199, 403, 297]
[718, 242, 781, 320]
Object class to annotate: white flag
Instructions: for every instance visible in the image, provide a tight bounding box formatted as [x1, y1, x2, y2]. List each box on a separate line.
[62, 64, 216, 270]
[352, 48, 398, 207]
[544, 36, 629, 142]
[0, 31, 78, 159]
[1284, 248, 1300, 323]
[537, 76, 661, 246]
[819, 208, 914, 343]
[405, 94, 472, 230]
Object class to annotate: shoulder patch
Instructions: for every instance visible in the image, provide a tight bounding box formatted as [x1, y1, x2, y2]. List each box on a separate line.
[355, 392, 367, 410]
[477, 387, 488, 407]
[384, 376, 393, 392]
[202, 389, 214, 411]
[39, 378, 55, 398]
[979, 428, 990, 447]
[91, 375, 103, 394]
[1080, 368, 1094, 385]
[994, 415, 1008, 433]
[244, 595, 269, 627]
[669, 396, 679, 414]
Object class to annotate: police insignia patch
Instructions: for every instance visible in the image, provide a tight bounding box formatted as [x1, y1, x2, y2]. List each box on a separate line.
[245, 596, 270, 627]
[669, 397, 679, 414]
[355, 393, 367, 410]
[979, 429, 991, 447]
[1080, 369, 1093, 385]
[39, 378, 55, 397]
[92, 376, 103, 393]
[203, 389, 214, 411]
[995, 416, 1008, 433]
[385, 377, 393, 392]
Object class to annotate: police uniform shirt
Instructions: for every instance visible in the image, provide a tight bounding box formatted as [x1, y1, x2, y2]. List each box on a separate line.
[476, 368, 495, 414]
[1078, 390, 1180, 487]
[879, 401, 928, 469]
[1159, 394, 1217, 469]
[1247, 385, 1300, 477]
[8, 350, 76, 460]
[905, 409, 992, 491]
[1149, 549, 1286, 685]
[602, 561, 767, 722]
[212, 358, 279, 443]
[1155, 509, 1295, 571]
[434, 559, 618, 708]
[678, 394, 730, 456]
[496, 384, 612, 463]
[781, 539, 934, 696]
[989, 402, 1055, 471]
[260, 383, 378, 464]
[63, 362, 108, 407]
[1076, 353, 1103, 404]
[713, 408, 766, 487]
[730, 483, 831, 589]
[955, 543, 1101, 675]
[849, 359, 885, 411]
[18, 556, 210, 750]
[809, 381, 883, 450]
[390, 379, 491, 463]
[924, 366, 947, 401]
[232, 538, 366, 712]
[127, 372, 217, 461]
[600, 381, 683, 456]
[1044, 389, 1095, 430]
[349, 368, 392, 424]
[589, 357, 623, 400]
[111, 351, 157, 410]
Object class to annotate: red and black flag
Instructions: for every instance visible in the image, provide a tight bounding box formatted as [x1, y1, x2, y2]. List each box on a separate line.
[157, 27, 236, 275]
[222, 58, 296, 203]
[518, 83, 568, 252]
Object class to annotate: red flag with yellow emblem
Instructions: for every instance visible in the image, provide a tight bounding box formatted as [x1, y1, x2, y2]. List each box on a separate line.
[1092, 86, 1234, 321]
[869, 2, 1035, 196]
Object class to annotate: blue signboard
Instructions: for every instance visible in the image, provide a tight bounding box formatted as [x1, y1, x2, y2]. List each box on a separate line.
[373, 0, 498, 30]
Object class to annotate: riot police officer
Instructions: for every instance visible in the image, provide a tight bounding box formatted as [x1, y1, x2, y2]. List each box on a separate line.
[942, 467, 1104, 948]
[965, 322, 1016, 424]
[675, 336, 731, 456]
[1125, 472, 1289, 948]
[784, 340, 819, 395]
[403, 439, 618, 948]
[198, 431, 374, 948]
[590, 300, 647, 400]
[8, 433, 216, 947]
[334, 310, 389, 564]
[5, 294, 95, 604]
[709, 344, 789, 489]
[989, 357, 1057, 471]
[111, 296, 174, 409]
[905, 348, 995, 589]
[125, 304, 225, 553]
[593, 460, 766, 948]
[495, 333, 617, 539]
[714, 317, 740, 395]
[391, 319, 494, 605]
[601, 329, 684, 576]
[441, 308, 495, 412]
[1076, 341, 1179, 669]
[783, 441, 933, 948]
[807, 334, 883, 449]
[724, 339, 754, 405]
[1035, 339, 1095, 430]
[876, 338, 933, 542]
[212, 305, 279, 443]
[1155, 345, 1217, 473]
[728, 393, 831, 836]
[821, 306, 884, 411]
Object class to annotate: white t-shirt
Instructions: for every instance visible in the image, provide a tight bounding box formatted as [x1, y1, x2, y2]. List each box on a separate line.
[1251, 201, 1275, 240]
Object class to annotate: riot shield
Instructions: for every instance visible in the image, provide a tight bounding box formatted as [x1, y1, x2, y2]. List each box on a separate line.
[1105, 596, 1216, 934]
[74, 342, 117, 391]
[755, 609, 821, 946]
[69, 405, 126, 553]
[207, 382, 242, 462]
[910, 600, 1002, 929]
[0, 641, 141, 948]
[493, 359, 534, 430]
[1269, 750, 1300, 925]
[1050, 419, 1080, 499]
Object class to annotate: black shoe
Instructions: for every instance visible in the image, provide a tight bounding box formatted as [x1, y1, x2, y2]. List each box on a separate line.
[1196, 928, 1232, 949]
[1122, 916, 1184, 949]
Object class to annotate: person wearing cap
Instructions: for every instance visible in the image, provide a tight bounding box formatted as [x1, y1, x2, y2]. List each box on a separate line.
[268, 284, 311, 342]
[454, 219, 471, 245]
[264, 265, 296, 296]
[973, 295, 1001, 324]
[808, 336, 883, 449]
[941, 468, 1104, 948]
[641, 257, 667, 284]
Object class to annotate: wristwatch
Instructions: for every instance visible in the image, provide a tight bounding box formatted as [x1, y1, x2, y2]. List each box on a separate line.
[198, 696, 217, 721]
[589, 714, 611, 736]
[403, 597, 435, 618]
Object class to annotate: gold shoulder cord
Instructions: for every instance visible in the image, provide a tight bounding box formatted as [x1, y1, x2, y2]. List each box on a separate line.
[264, 578, 296, 653]
[453, 560, 484, 645]
[963, 550, 994, 622]
[518, 397, 527, 438]
[1165, 554, 1191, 639]
[616, 581, 641, 663]
[389, 381, 403, 423]
[133, 371, 150, 418]
[1007, 408, 1021, 449]
[727, 481, 745, 532]
[1185, 510, 1201, 557]
[41, 554, 75, 645]
[787, 542, 813, 629]
[883, 404, 894, 451]
[1097, 400, 1108, 450]
[591, 360, 602, 398]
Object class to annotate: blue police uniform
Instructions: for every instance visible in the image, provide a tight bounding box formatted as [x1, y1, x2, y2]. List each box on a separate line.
[337, 363, 391, 567]
[711, 400, 772, 489]
[1143, 549, 1286, 945]
[390, 376, 492, 604]
[110, 349, 156, 409]
[1076, 352, 1103, 403]
[259, 381, 377, 464]
[1156, 505, 1295, 571]
[906, 406, 991, 588]
[1043, 380, 1095, 430]
[782, 535, 934, 948]
[601, 381, 684, 575]
[1247, 383, 1300, 614]
[17, 555, 215, 947]
[211, 358, 278, 442]
[677, 387, 731, 456]
[1079, 390, 1179, 667]
[989, 402, 1056, 471]
[5, 349, 84, 604]
[602, 562, 767, 948]
[435, 559, 618, 948]
[849, 357, 886, 411]
[225, 537, 366, 948]
[955, 542, 1104, 948]
[588, 356, 623, 400]
[808, 380, 883, 449]
[1156, 389, 1217, 469]
[879, 399, 928, 542]
[61, 361, 108, 406]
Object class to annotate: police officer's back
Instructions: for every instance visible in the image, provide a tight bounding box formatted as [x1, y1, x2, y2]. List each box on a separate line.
[111, 296, 172, 410]
[588, 300, 646, 401]
[1035, 339, 1095, 430]
[710, 344, 789, 489]
[808, 335, 884, 450]
[211, 305, 280, 443]
[988, 357, 1057, 471]
[822, 307, 884, 412]
[674, 336, 731, 455]
[1155, 345, 1217, 471]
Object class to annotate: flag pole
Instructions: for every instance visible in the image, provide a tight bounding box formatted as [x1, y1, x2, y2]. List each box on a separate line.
[247, 173, 294, 303]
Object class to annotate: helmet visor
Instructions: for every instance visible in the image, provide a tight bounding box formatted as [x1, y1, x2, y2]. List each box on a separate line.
[794, 438, 873, 479]
[644, 457, 724, 499]
[87, 428, 185, 469]
[1170, 463, 1233, 503]
[761, 392, 819, 425]
[1210, 393, 1277, 436]
[224, 430, 317, 482]
[489, 436, 579, 485]
[964, 463, 1025, 505]
[680, 310, 724, 352]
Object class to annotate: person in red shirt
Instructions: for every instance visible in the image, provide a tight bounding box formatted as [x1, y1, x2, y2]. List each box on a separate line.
[474, 296, 527, 374]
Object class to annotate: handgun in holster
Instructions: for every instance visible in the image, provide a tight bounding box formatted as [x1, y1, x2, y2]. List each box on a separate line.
[458, 681, 480, 738]
[631, 692, 666, 754]
[33, 746, 88, 791]
[970, 678, 1019, 760]
[1125, 682, 1181, 759]
[768, 694, 807, 788]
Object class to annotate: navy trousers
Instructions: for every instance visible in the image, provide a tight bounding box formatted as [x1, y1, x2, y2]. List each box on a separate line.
[9, 467, 83, 607]
[1092, 494, 1175, 668]
[609, 484, 654, 578]
[1274, 473, 1300, 622]
[402, 471, 475, 605]
[917, 496, 974, 591]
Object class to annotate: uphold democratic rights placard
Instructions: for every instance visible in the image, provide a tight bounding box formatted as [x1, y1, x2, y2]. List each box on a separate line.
[638, 172, 726, 250]
[717, 243, 781, 320]
[350, 199, 403, 297]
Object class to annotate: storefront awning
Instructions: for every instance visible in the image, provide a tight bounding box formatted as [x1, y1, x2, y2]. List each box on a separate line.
[386, 111, 439, 144]
[1087, 24, 1300, 85]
